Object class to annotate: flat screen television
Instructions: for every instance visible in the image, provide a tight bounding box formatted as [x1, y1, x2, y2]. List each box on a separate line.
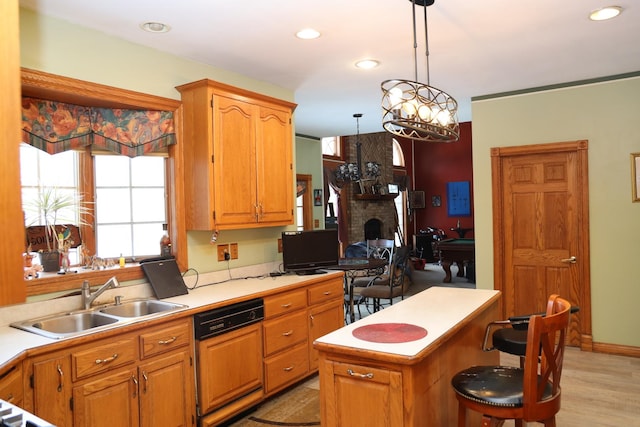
[282, 229, 339, 275]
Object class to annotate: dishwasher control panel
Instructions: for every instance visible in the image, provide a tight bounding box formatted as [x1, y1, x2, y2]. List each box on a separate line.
[194, 298, 264, 340]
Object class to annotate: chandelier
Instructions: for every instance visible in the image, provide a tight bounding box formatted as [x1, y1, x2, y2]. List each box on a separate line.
[381, 0, 459, 143]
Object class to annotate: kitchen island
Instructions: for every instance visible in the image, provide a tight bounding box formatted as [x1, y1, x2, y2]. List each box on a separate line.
[313, 287, 500, 427]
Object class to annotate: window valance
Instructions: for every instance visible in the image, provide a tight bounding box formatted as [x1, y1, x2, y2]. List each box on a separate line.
[21, 98, 176, 157]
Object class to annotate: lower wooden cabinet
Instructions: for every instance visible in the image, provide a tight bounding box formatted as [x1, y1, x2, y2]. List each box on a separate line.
[25, 318, 195, 427]
[29, 351, 73, 427]
[308, 299, 343, 371]
[322, 360, 403, 426]
[262, 274, 344, 396]
[138, 349, 194, 427]
[72, 368, 139, 427]
[0, 364, 23, 408]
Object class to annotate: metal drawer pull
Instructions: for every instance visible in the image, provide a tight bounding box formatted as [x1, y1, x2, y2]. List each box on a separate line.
[132, 376, 138, 398]
[95, 353, 118, 364]
[282, 330, 294, 337]
[323, 291, 331, 295]
[347, 369, 374, 379]
[158, 336, 177, 345]
[283, 366, 294, 372]
[281, 303, 292, 308]
[57, 363, 63, 392]
[142, 371, 148, 393]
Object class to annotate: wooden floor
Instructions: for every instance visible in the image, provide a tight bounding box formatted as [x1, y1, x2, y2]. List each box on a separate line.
[232, 346, 639, 426]
[500, 347, 640, 426]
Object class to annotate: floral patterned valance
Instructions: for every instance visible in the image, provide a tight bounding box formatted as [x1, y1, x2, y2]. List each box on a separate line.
[21, 98, 176, 157]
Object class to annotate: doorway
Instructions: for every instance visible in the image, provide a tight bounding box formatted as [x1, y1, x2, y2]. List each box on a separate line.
[491, 141, 592, 349]
[296, 174, 313, 231]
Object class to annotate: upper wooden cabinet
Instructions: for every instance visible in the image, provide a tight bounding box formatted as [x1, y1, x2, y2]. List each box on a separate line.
[177, 79, 297, 230]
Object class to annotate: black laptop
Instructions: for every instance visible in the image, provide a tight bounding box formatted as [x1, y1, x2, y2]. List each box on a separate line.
[140, 257, 189, 299]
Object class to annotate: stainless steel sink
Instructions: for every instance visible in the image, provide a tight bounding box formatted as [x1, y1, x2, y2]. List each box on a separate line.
[11, 298, 188, 339]
[99, 299, 186, 318]
[11, 311, 120, 339]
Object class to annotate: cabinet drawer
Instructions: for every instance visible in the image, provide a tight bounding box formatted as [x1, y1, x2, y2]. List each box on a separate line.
[264, 289, 307, 318]
[264, 343, 309, 394]
[73, 338, 137, 380]
[263, 310, 308, 356]
[0, 365, 23, 406]
[140, 319, 192, 360]
[331, 361, 398, 385]
[308, 278, 344, 305]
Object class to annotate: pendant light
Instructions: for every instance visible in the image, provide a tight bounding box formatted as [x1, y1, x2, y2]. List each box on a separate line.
[381, 0, 459, 143]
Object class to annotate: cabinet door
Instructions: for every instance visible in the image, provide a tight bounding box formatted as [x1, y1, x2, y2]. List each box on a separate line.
[324, 360, 403, 427]
[139, 350, 195, 427]
[255, 104, 293, 224]
[196, 322, 263, 414]
[73, 368, 139, 427]
[308, 300, 343, 371]
[0, 364, 23, 407]
[31, 353, 73, 427]
[213, 94, 257, 226]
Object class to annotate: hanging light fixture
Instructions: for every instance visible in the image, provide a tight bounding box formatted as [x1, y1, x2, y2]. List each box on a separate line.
[335, 114, 363, 182]
[381, 0, 459, 143]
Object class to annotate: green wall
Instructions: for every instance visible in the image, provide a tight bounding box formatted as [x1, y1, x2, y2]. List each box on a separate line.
[295, 135, 325, 228]
[472, 76, 640, 348]
[19, 7, 297, 275]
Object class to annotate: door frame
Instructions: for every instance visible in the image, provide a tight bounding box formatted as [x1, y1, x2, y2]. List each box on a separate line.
[296, 174, 314, 230]
[491, 140, 593, 350]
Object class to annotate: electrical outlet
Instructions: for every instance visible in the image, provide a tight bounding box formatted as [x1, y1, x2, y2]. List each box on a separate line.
[217, 244, 229, 262]
[277, 238, 283, 253]
[230, 243, 238, 260]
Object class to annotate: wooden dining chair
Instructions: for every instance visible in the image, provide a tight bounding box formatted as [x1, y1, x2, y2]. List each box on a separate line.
[451, 294, 572, 427]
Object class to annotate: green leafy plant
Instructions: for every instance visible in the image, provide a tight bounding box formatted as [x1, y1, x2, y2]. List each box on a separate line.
[24, 187, 93, 253]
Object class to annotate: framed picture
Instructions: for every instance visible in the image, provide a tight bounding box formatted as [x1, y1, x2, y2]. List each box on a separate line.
[447, 181, 471, 216]
[387, 183, 399, 194]
[313, 189, 323, 206]
[632, 153, 640, 202]
[432, 195, 441, 207]
[409, 190, 425, 209]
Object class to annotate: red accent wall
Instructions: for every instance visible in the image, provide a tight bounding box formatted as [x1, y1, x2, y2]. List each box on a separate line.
[402, 121, 474, 241]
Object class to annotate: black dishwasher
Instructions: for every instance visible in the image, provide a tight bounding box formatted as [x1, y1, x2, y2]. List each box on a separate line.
[193, 298, 265, 425]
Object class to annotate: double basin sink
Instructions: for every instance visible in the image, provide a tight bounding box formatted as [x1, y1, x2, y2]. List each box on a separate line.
[11, 299, 187, 340]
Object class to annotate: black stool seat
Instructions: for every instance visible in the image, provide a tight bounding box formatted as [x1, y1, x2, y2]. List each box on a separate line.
[451, 365, 553, 407]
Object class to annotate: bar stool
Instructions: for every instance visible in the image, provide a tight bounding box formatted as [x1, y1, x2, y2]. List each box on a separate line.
[452, 294, 573, 427]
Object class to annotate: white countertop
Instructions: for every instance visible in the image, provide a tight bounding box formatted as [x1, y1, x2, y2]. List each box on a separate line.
[0, 269, 344, 367]
[314, 287, 500, 358]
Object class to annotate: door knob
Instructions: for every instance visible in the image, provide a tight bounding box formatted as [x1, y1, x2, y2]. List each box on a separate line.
[560, 256, 577, 264]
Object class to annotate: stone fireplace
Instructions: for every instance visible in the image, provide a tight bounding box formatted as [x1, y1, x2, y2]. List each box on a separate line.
[342, 131, 398, 244]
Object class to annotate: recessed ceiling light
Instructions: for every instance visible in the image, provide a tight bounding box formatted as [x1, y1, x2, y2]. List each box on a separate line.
[355, 59, 380, 70]
[295, 28, 321, 40]
[140, 22, 171, 33]
[589, 6, 622, 21]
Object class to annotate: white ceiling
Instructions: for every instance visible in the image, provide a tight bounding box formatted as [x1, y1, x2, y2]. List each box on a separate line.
[19, 0, 640, 139]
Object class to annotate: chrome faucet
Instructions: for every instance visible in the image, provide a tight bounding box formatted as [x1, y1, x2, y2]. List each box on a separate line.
[81, 276, 120, 309]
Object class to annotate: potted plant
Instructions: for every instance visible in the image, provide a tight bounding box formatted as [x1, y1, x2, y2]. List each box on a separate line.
[24, 187, 92, 273]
